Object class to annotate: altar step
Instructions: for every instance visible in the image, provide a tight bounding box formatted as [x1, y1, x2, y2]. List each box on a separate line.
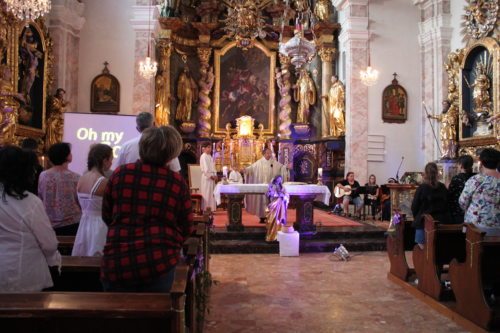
[210, 226, 387, 254]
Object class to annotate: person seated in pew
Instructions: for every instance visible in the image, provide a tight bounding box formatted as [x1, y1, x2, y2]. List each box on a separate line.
[0, 146, 61, 292]
[364, 174, 380, 220]
[101, 126, 194, 292]
[411, 162, 452, 249]
[459, 148, 500, 236]
[72, 144, 113, 257]
[380, 178, 397, 221]
[335, 171, 363, 218]
[447, 155, 475, 224]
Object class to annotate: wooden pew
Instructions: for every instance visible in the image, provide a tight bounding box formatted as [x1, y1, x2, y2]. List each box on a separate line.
[0, 263, 190, 333]
[449, 224, 500, 331]
[57, 235, 75, 255]
[386, 216, 415, 281]
[412, 215, 465, 300]
[50, 256, 102, 291]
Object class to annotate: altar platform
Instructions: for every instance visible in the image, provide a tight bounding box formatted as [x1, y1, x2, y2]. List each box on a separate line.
[208, 207, 387, 254]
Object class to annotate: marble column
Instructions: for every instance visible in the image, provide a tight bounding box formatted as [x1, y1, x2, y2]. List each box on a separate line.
[130, 4, 157, 114]
[318, 47, 336, 138]
[47, 0, 85, 111]
[413, 0, 452, 162]
[331, 0, 369, 183]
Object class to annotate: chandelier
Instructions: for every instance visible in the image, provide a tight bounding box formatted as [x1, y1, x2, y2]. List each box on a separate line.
[360, 4, 378, 86]
[224, 0, 266, 49]
[5, 0, 51, 22]
[138, 0, 158, 79]
[278, 3, 316, 70]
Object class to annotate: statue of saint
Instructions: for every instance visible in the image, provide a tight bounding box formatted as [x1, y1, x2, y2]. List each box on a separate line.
[45, 88, 69, 150]
[265, 175, 289, 242]
[0, 65, 25, 145]
[428, 100, 458, 159]
[175, 67, 198, 122]
[322, 75, 345, 137]
[472, 63, 491, 117]
[293, 69, 316, 124]
[314, 0, 330, 21]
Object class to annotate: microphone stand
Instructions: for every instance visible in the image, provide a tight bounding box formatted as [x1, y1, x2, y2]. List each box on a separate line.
[395, 157, 404, 183]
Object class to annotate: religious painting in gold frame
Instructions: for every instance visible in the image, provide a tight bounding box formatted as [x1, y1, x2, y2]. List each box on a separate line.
[15, 20, 51, 138]
[381, 76, 407, 124]
[458, 37, 499, 148]
[213, 41, 275, 135]
[91, 63, 120, 113]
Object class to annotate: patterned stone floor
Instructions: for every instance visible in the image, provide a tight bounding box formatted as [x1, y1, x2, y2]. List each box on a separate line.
[204, 252, 468, 333]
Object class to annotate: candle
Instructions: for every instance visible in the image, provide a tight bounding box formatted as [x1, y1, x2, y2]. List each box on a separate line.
[318, 168, 323, 178]
[212, 142, 216, 154]
[223, 166, 228, 178]
[41, 156, 45, 169]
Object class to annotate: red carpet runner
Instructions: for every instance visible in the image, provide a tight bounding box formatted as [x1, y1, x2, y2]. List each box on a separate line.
[212, 208, 362, 228]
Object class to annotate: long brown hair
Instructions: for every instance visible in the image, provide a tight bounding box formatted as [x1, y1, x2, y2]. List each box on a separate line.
[423, 162, 439, 188]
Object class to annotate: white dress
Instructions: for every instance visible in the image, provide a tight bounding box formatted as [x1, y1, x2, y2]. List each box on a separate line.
[72, 176, 108, 256]
[200, 152, 217, 212]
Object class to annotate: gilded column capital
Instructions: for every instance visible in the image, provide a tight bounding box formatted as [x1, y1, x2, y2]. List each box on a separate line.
[318, 47, 336, 63]
[158, 40, 172, 57]
[197, 47, 212, 65]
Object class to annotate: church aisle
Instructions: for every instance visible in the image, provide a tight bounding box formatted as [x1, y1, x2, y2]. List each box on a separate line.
[205, 252, 468, 333]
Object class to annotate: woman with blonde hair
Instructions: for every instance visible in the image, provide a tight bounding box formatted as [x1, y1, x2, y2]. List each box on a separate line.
[101, 126, 193, 292]
[72, 143, 113, 256]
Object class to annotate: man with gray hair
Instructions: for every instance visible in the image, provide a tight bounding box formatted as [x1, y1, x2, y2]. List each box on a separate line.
[117, 112, 181, 171]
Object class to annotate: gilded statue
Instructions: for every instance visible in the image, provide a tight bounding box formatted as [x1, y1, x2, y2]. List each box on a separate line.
[175, 67, 198, 122]
[0, 65, 25, 145]
[155, 73, 169, 126]
[471, 62, 491, 117]
[322, 75, 345, 137]
[314, 0, 330, 21]
[294, 0, 307, 12]
[293, 69, 316, 124]
[428, 100, 458, 159]
[45, 88, 69, 150]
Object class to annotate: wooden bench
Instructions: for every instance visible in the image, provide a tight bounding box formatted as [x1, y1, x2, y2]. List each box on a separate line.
[386, 216, 416, 281]
[0, 263, 190, 333]
[57, 235, 75, 255]
[50, 256, 102, 291]
[412, 215, 465, 300]
[449, 224, 500, 331]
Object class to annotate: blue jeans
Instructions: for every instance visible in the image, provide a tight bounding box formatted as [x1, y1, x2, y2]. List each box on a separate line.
[102, 265, 176, 292]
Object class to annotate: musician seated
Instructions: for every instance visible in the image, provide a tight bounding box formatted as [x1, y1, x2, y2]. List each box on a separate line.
[364, 174, 380, 219]
[335, 172, 363, 218]
[381, 178, 396, 221]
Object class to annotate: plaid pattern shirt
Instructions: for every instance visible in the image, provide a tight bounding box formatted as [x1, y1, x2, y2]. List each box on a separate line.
[101, 161, 193, 286]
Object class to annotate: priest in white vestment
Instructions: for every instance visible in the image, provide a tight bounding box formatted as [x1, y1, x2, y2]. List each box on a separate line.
[200, 143, 217, 212]
[244, 148, 288, 221]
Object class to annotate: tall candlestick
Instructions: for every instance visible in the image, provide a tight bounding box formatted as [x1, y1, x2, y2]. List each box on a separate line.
[318, 168, 323, 177]
[222, 166, 228, 178]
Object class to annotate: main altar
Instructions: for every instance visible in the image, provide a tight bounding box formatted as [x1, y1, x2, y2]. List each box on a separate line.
[214, 183, 331, 232]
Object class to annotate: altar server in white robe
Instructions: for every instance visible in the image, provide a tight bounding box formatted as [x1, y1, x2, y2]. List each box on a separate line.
[244, 147, 288, 221]
[200, 142, 217, 212]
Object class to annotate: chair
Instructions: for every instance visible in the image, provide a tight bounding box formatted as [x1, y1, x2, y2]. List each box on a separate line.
[188, 164, 203, 215]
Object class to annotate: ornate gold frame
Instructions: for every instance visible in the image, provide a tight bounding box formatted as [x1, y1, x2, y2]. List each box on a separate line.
[213, 40, 276, 136]
[458, 37, 499, 148]
[11, 20, 52, 139]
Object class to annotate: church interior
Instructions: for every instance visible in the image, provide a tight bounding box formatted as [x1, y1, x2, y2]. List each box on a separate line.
[0, 0, 499, 332]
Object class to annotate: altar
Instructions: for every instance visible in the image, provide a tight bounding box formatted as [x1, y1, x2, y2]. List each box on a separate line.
[214, 183, 331, 232]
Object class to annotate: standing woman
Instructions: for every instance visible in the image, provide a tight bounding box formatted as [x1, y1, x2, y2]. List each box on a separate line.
[72, 144, 113, 256]
[101, 126, 193, 292]
[447, 155, 475, 224]
[38, 142, 81, 235]
[411, 162, 452, 248]
[0, 146, 61, 292]
[364, 174, 380, 220]
[459, 148, 500, 235]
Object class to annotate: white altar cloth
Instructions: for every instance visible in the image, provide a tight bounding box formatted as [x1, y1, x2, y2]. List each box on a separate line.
[214, 183, 331, 206]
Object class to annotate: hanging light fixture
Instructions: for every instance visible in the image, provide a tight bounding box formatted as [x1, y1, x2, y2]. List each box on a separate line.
[138, 0, 158, 79]
[360, 4, 378, 86]
[278, 2, 317, 70]
[5, 0, 51, 23]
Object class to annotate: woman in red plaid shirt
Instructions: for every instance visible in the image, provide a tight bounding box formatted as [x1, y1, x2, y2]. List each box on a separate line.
[101, 125, 193, 292]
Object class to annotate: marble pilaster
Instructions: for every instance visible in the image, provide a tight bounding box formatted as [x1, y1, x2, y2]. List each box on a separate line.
[47, 0, 86, 111]
[332, 0, 369, 183]
[130, 5, 157, 114]
[413, 0, 452, 162]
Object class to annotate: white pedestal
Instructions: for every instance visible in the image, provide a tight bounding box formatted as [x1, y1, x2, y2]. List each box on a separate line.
[277, 231, 300, 257]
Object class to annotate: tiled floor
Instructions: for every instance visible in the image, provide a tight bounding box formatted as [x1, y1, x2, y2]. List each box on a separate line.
[205, 252, 468, 333]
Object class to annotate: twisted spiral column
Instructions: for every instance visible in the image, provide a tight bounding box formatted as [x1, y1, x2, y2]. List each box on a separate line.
[277, 55, 292, 139]
[197, 47, 213, 138]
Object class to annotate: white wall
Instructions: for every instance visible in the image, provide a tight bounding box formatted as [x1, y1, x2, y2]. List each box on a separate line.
[366, 0, 422, 182]
[450, 0, 467, 51]
[78, 0, 136, 114]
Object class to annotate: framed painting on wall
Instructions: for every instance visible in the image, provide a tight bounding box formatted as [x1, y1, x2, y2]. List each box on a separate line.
[382, 74, 407, 123]
[91, 62, 120, 113]
[213, 41, 275, 135]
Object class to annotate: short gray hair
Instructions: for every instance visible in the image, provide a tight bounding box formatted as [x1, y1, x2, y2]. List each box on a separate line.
[136, 112, 154, 132]
[139, 125, 182, 166]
